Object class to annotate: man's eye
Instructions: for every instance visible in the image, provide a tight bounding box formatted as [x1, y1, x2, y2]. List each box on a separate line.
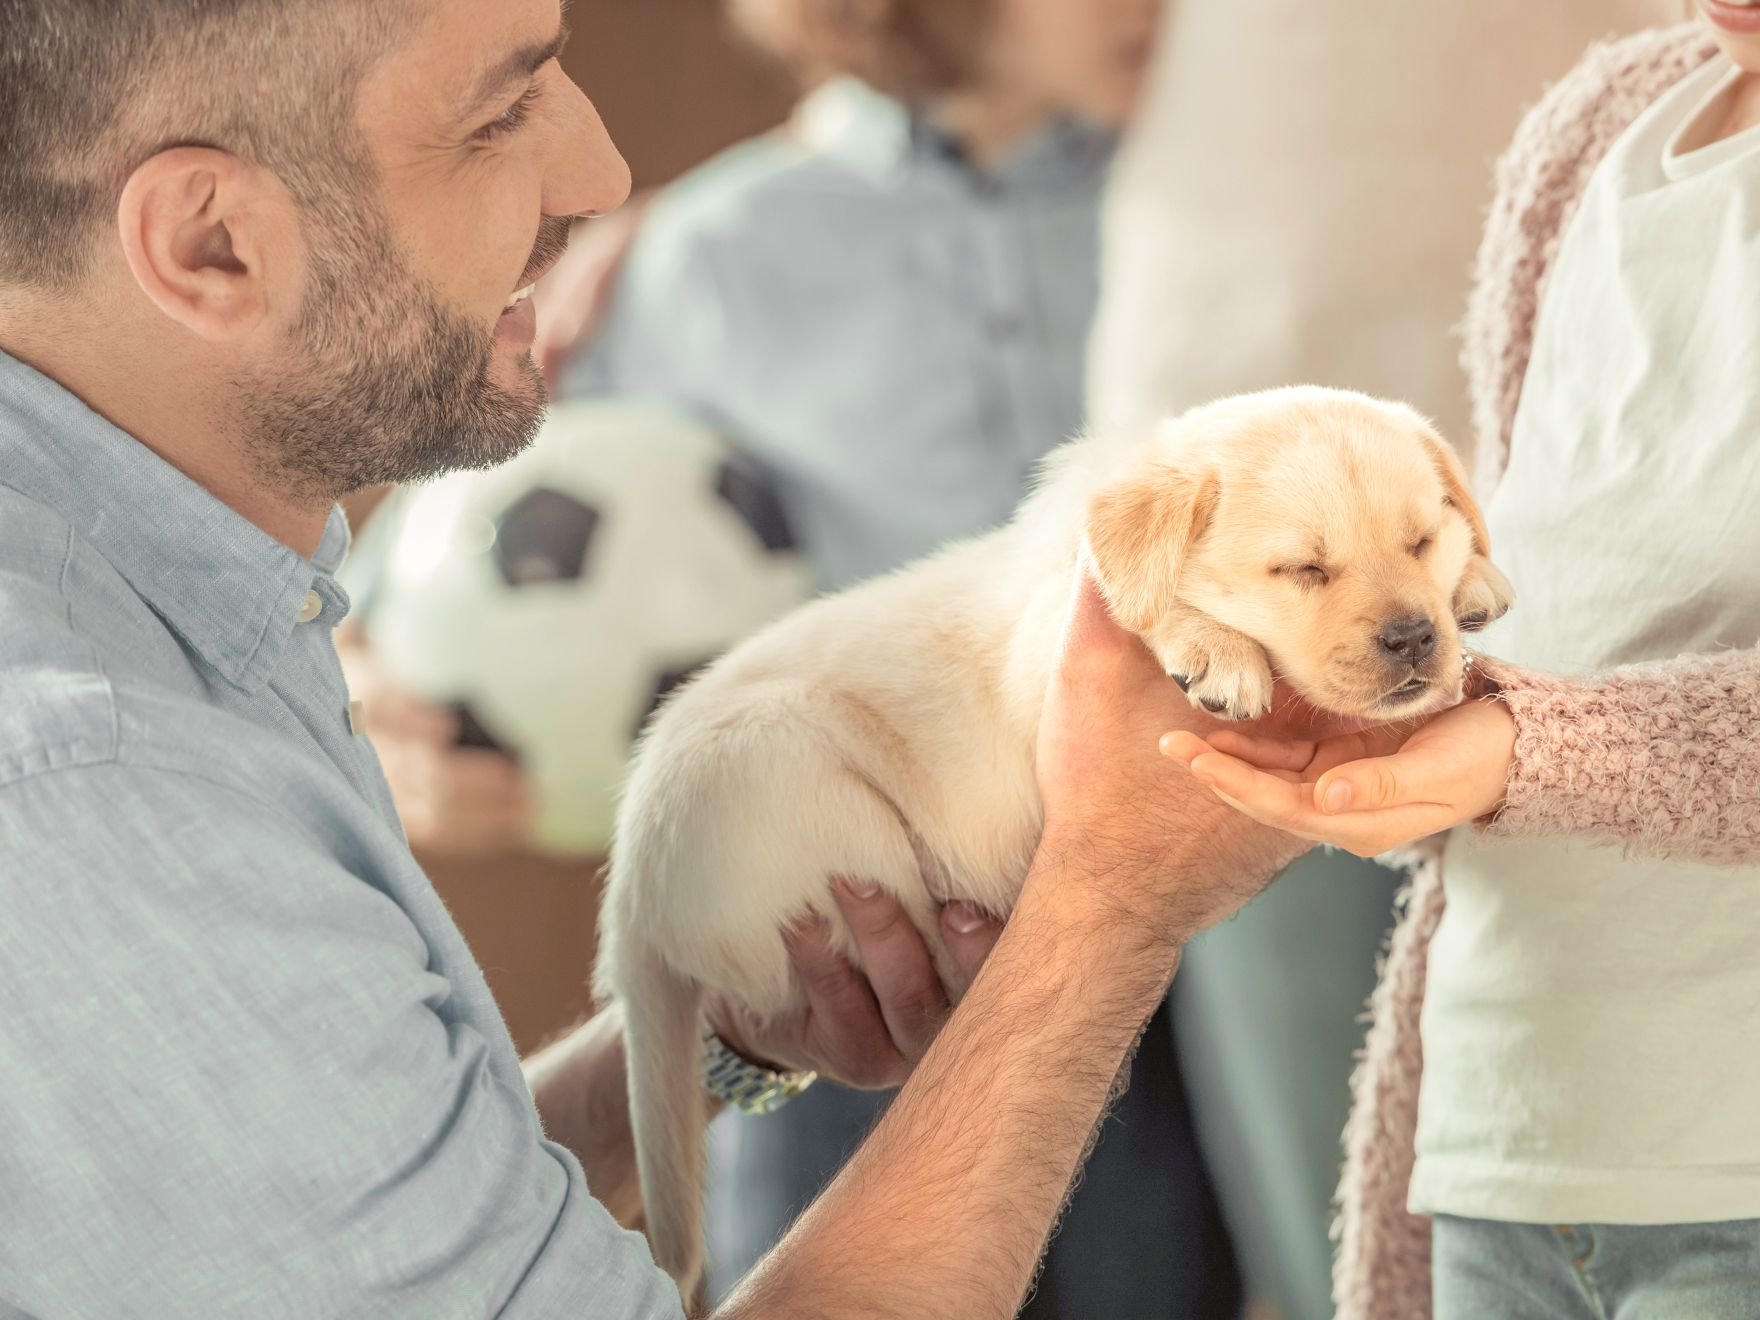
[476, 83, 542, 143]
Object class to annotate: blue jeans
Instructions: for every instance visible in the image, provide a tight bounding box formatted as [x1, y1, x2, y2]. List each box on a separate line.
[1433, 1214, 1760, 1319]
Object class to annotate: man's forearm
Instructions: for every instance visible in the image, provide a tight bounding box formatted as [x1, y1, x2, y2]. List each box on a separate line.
[715, 857, 1183, 1320]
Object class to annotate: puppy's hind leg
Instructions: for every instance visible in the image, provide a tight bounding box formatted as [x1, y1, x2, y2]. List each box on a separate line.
[600, 692, 940, 1306]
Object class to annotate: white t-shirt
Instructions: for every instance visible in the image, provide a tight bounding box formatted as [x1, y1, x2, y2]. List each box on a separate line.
[1411, 55, 1760, 1226]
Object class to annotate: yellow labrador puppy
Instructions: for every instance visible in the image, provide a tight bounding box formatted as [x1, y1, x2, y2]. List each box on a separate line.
[595, 386, 1513, 1297]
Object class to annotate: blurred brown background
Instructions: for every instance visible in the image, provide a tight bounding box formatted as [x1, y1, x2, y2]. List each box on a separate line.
[370, 0, 794, 1054]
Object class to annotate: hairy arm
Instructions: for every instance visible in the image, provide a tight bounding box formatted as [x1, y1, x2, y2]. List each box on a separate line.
[527, 901, 1006, 1231]
[528, 857, 1196, 1318]
[718, 869, 1183, 1319]
[713, 572, 1305, 1320]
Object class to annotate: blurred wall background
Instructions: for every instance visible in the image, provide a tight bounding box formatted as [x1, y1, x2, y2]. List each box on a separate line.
[560, 0, 793, 193]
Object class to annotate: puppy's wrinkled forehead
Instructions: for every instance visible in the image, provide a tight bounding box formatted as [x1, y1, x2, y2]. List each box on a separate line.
[1201, 399, 1448, 555]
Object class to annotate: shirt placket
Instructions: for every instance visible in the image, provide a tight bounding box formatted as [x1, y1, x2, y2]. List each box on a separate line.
[286, 578, 406, 836]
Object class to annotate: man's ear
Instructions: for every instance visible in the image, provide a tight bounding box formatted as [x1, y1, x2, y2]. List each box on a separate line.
[116, 147, 291, 341]
[1083, 464, 1218, 634]
[1420, 430, 1492, 558]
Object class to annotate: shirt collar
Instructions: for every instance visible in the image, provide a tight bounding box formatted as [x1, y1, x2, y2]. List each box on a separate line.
[796, 77, 1116, 190]
[0, 349, 351, 694]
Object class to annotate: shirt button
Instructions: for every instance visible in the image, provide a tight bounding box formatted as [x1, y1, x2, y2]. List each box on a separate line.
[296, 590, 322, 624]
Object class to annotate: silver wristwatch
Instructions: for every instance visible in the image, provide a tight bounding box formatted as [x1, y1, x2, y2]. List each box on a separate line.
[702, 1023, 817, 1114]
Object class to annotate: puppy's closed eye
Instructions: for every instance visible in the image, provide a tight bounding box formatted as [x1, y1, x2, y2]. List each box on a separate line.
[1272, 563, 1330, 587]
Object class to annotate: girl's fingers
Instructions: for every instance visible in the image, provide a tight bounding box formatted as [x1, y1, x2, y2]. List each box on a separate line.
[1312, 740, 1459, 815]
[1187, 750, 1317, 828]
[1191, 749, 1456, 856]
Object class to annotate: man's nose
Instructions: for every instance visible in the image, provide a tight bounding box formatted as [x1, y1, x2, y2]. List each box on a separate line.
[1377, 615, 1436, 664]
[546, 78, 633, 221]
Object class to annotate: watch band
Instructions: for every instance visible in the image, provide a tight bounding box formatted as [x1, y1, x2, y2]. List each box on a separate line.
[702, 1022, 817, 1114]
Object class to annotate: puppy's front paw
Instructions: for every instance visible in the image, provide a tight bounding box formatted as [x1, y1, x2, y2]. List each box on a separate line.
[1454, 555, 1516, 633]
[1165, 627, 1274, 721]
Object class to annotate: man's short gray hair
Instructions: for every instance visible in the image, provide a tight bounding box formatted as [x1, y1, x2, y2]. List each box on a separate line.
[0, 0, 409, 291]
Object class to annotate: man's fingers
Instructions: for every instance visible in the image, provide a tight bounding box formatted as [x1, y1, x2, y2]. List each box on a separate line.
[831, 879, 950, 1063]
[434, 749, 534, 809]
[939, 901, 1003, 985]
[362, 688, 460, 743]
[781, 914, 905, 1085]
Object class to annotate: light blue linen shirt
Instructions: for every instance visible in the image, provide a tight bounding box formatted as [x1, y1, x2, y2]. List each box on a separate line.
[563, 78, 1114, 588]
[0, 351, 679, 1319]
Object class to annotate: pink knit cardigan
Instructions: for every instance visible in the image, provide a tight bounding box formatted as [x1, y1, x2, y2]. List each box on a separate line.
[1333, 24, 1760, 1318]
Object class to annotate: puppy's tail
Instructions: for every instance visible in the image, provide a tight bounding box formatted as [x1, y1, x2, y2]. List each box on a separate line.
[621, 938, 710, 1305]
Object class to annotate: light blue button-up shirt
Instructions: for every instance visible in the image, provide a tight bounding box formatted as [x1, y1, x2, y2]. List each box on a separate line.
[0, 351, 678, 1319]
[564, 78, 1114, 588]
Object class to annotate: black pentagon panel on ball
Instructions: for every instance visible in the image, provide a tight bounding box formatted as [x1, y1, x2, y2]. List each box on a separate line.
[493, 486, 600, 587]
[632, 661, 714, 742]
[450, 700, 521, 762]
[714, 459, 796, 554]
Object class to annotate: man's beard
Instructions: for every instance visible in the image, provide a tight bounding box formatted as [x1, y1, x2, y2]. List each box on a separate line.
[239, 202, 571, 505]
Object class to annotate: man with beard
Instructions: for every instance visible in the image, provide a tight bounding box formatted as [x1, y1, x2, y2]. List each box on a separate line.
[0, 1, 1323, 1316]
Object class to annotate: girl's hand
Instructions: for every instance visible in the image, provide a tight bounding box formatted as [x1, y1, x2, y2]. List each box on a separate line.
[1159, 697, 1518, 857]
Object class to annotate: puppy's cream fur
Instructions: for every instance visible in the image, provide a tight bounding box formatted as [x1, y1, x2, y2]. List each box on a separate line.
[594, 387, 1513, 1299]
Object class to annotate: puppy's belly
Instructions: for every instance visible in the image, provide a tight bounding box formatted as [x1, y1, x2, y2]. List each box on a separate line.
[615, 682, 1041, 1018]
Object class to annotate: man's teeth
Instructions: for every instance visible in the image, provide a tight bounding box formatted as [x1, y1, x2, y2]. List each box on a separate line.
[502, 284, 535, 314]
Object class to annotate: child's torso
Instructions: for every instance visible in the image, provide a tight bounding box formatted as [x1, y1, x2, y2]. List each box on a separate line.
[1415, 54, 1760, 1225]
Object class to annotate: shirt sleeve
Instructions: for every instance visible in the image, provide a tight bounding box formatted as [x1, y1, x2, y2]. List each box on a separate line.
[0, 762, 682, 1320]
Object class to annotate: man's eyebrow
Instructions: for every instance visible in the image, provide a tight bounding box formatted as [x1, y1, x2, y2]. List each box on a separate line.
[463, 16, 572, 116]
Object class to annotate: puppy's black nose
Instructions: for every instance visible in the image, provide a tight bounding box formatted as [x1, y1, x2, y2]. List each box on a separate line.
[1378, 615, 1437, 664]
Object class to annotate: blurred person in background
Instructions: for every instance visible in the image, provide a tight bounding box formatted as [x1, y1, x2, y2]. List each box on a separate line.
[1086, 3, 1682, 1318]
[533, 1, 1250, 1314]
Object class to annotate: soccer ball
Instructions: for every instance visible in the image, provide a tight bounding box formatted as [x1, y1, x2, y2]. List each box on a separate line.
[365, 399, 814, 856]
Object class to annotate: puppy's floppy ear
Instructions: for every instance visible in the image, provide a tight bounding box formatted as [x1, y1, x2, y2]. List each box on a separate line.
[1084, 464, 1218, 634]
[1420, 431, 1492, 557]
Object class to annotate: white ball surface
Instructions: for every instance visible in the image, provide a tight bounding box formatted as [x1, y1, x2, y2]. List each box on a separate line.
[368, 399, 813, 855]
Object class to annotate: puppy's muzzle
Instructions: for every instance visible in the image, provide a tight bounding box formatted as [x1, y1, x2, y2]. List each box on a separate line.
[1377, 614, 1437, 666]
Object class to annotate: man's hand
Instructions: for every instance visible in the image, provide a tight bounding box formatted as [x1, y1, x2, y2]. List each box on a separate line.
[531, 890, 1002, 1228]
[707, 885, 1004, 1090]
[1161, 694, 1517, 857]
[336, 630, 536, 858]
[715, 569, 1352, 1320]
[1031, 566, 1350, 945]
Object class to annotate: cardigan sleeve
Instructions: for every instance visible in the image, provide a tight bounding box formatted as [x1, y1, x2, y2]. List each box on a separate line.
[1474, 649, 1760, 866]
